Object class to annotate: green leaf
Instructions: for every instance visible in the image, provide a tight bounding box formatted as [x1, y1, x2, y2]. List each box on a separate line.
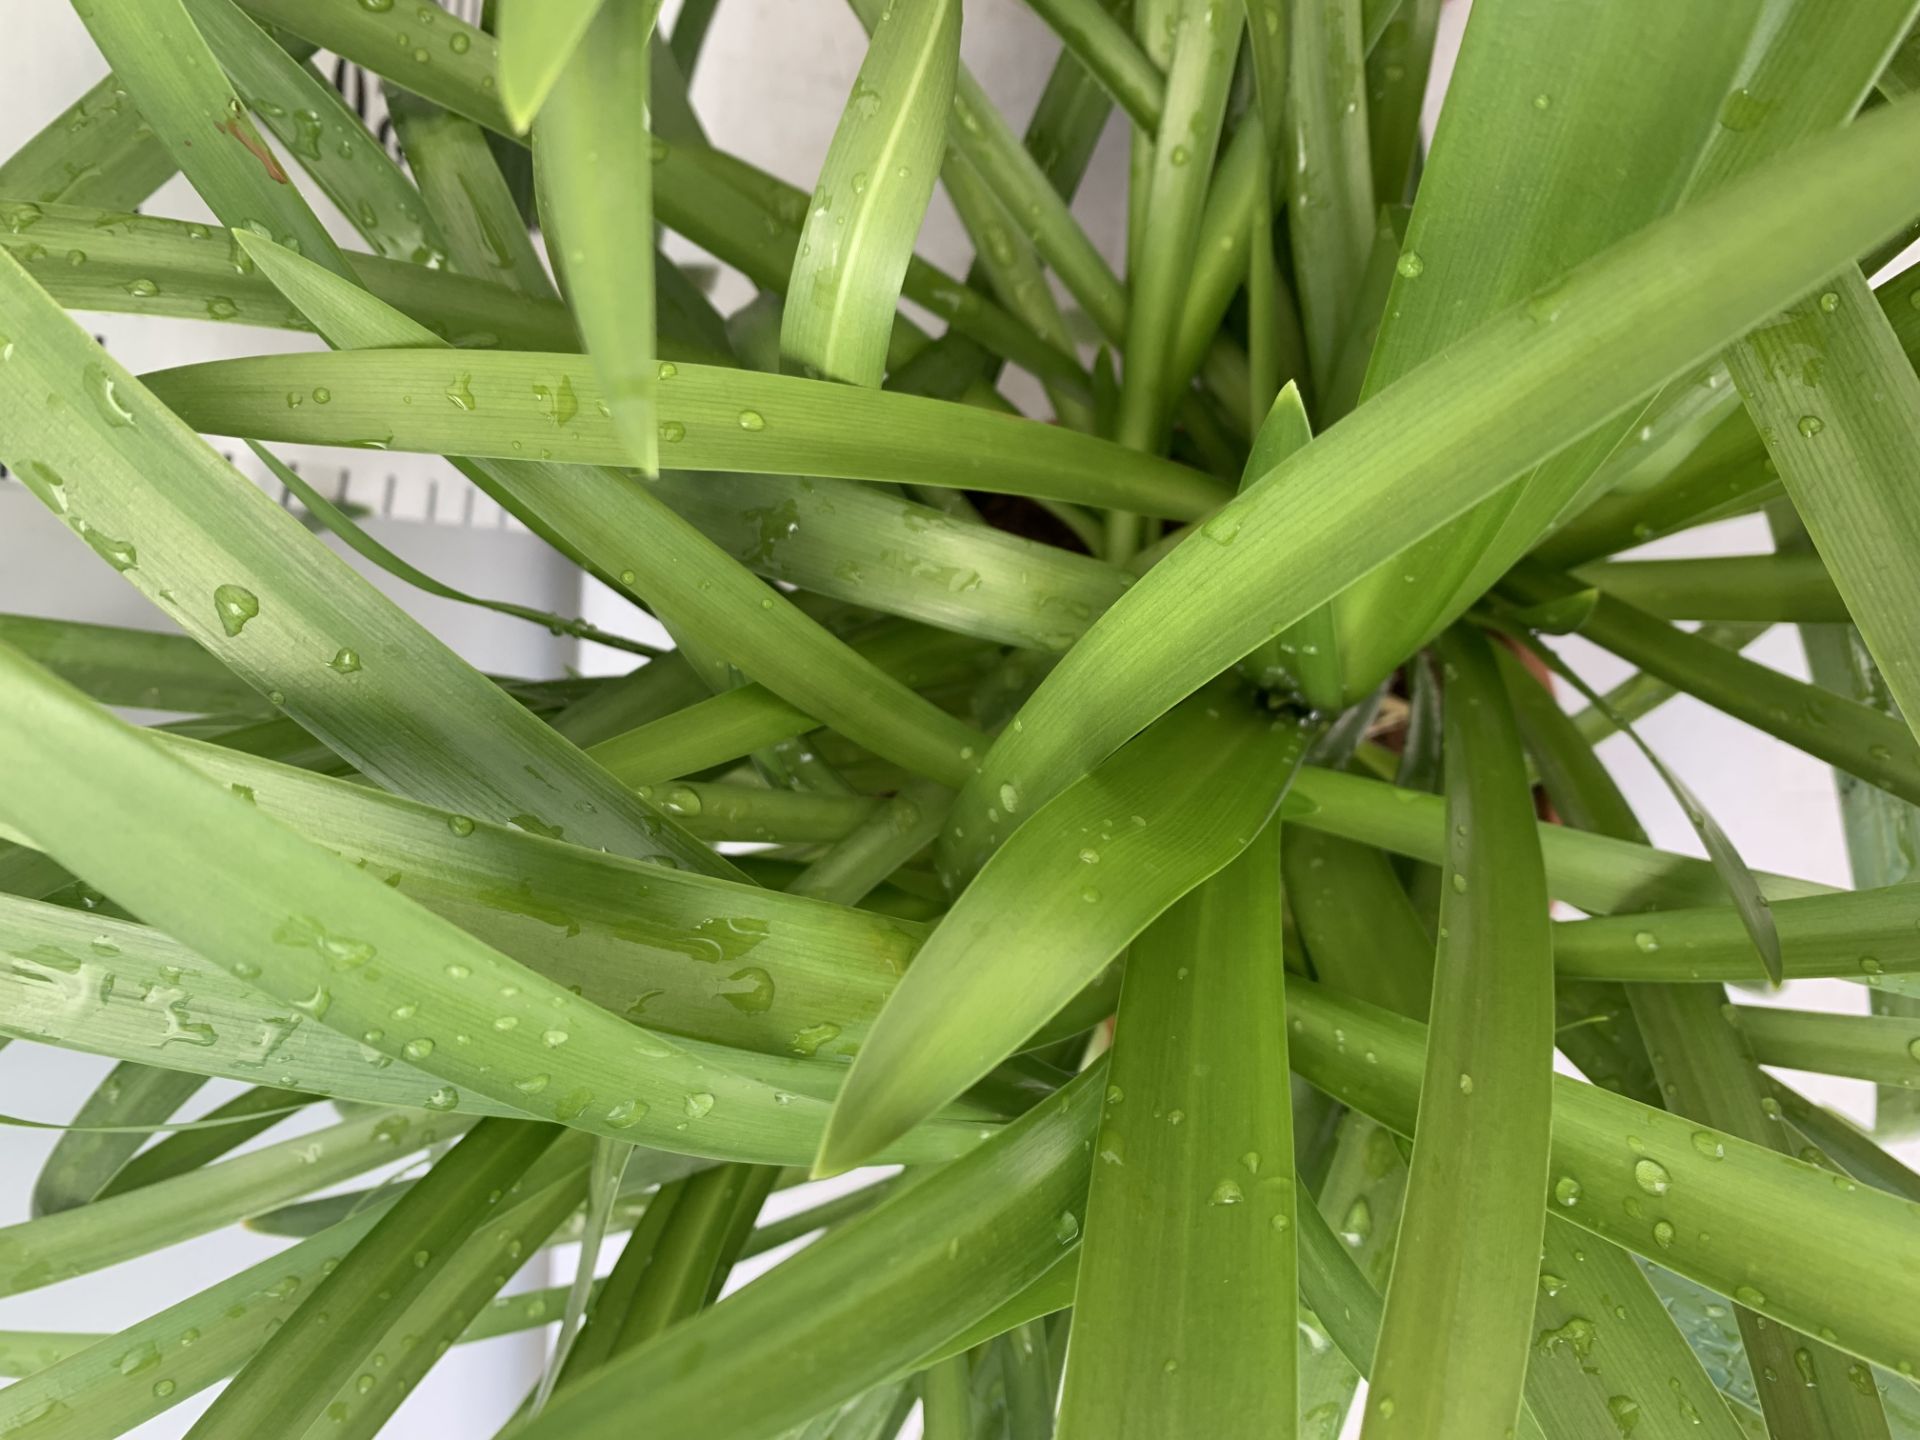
[497, 0, 611, 132]
[1552, 589, 1920, 812]
[183, 0, 449, 267]
[938, 93, 1920, 886]
[311, 1156, 592, 1440]
[1020, 0, 1164, 131]
[30, 1062, 207, 1217]
[0, 612, 271, 715]
[817, 689, 1312, 1171]
[386, 89, 559, 297]
[145, 346, 1226, 516]
[0, 242, 720, 874]
[99, 1085, 315, 1197]
[1287, 974, 1920, 1380]
[1284, 765, 1833, 916]
[538, 0, 664, 470]
[1286, 0, 1375, 395]
[187, 1118, 558, 1439]
[0, 73, 176, 209]
[1359, 627, 1553, 1440]
[224, 233, 991, 785]
[1114, 0, 1238, 451]
[1505, 618, 1783, 985]
[782, 0, 959, 388]
[0, 642, 972, 1165]
[1574, 555, 1850, 623]
[69, 0, 352, 280]
[1326, 0, 1766, 701]
[501, 1066, 1102, 1440]
[248, 443, 657, 658]
[0, 1105, 457, 1299]
[0, 1205, 391, 1434]
[232, 0, 510, 135]
[1056, 819, 1296, 1437]
[0, 201, 577, 350]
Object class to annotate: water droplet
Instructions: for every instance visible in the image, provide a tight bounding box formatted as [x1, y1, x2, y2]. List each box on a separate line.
[1080, 886, 1101, 903]
[1633, 931, 1659, 953]
[445, 373, 475, 410]
[1054, 1211, 1079, 1243]
[403, 1037, 434, 1061]
[1450, 871, 1468, 893]
[658, 419, 685, 443]
[1719, 87, 1771, 132]
[123, 277, 158, 297]
[450, 30, 470, 52]
[737, 409, 766, 431]
[213, 583, 260, 637]
[790, 1021, 841, 1056]
[1458, 1072, 1474, 1095]
[721, 966, 775, 1013]
[1733, 1283, 1767, 1307]
[85, 362, 136, 427]
[152, 1378, 177, 1398]
[76, 521, 137, 571]
[1554, 1175, 1583, 1207]
[1533, 93, 1551, 110]
[1605, 1394, 1641, 1436]
[1202, 510, 1242, 545]
[425, 1086, 459, 1110]
[684, 1091, 714, 1119]
[1633, 1158, 1671, 1196]
[1340, 1196, 1372, 1243]
[328, 647, 361, 674]
[1690, 1130, 1725, 1159]
[448, 814, 475, 837]
[1208, 1179, 1245, 1206]
[1396, 251, 1424, 278]
[1653, 1219, 1675, 1248]
[532, 375, 577, 427]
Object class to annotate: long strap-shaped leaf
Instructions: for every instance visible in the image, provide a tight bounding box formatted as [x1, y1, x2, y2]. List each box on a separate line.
[0, 1206, 390, 1436]
[185, 1118, 558, 1440]
[1507, 625, 1895, 1435]
[502, 1066, 1102, 1440]
[0, 642, 970, 1165]
[782, 0, 958, 387]
[0, 1105, 459, 1299]
[1360, 628, 1553, 1440]
[1056, 818, 1296, 1438]
[1286, 976, 1920, 1382]
[224, 233, 990, 785]
[538, 0, 664, 470]
[1321, 0, 1765, 703]
[1114, 0, 1238, 452]
[1286, 0, 1374, 396]
[142, 347, 1227, 518]
[497, 0, 611, 131]
[1698, 2, 1920, 760]
[233, 0, 510, 134]
[386, 89, 559, 297]
[30, 1063, 207, 1218]
[69, 0, 352, 279]
[0, 243, 720, 873]
[183, 0, 449, 267]
[1548, 588, 1920, 810]
[817, 688, 1312, 1171]
[935, 97, 1920, 885]
[0, 202, 577, 351]
[1284, 765, 1835, 915]
[0, 72, 176, 209]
